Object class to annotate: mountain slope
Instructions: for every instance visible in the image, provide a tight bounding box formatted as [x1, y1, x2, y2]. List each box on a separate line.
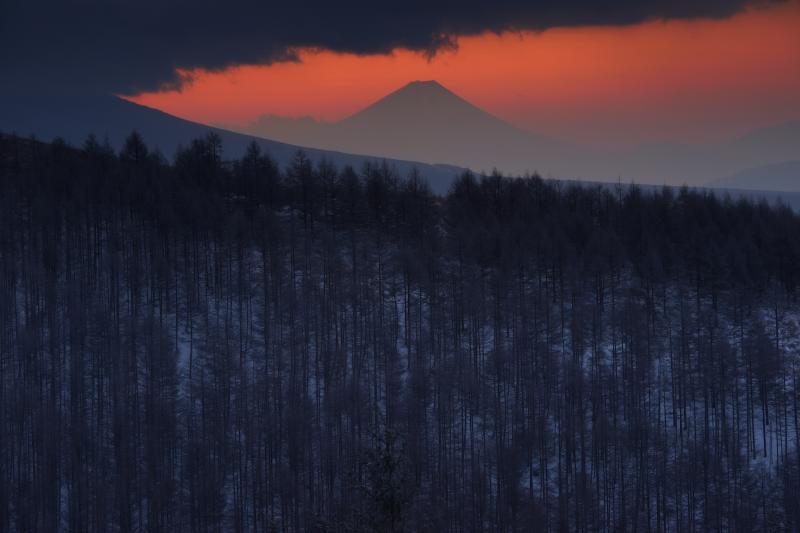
[708, 160, 800, 192]
[723, 120, 800, 164]
[0, 90, 464, 193]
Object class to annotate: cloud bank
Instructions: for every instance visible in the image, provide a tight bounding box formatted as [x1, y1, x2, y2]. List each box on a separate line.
[1, 0, 783, 94]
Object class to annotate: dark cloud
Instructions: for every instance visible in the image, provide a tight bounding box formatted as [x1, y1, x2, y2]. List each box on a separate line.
[1, 0, 782, 95]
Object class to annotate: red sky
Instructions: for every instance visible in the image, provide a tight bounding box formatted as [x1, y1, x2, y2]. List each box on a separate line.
[128, 0, 800, 148]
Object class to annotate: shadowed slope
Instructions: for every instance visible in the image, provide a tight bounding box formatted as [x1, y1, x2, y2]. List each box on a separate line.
[0, 89, 464, 193]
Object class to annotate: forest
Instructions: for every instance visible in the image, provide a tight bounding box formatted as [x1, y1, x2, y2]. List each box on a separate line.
[1, 131, 800, 532]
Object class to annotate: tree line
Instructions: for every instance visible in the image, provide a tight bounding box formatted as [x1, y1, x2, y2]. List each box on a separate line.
[1, 131, 799, 531]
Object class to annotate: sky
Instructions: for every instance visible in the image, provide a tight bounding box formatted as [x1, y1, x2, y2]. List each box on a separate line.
[3, 0, 798, 149]
[126, 0, 800, 148]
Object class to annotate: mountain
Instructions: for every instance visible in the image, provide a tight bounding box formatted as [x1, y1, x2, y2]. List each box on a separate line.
[235, 81, 800, 189]
[233, 80, 582, 178]
[0, 89, 464, 193]
[708, 160, 800, 192]
[723, 120, 800, 167]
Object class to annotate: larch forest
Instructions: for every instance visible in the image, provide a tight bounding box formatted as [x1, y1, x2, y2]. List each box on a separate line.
[2, 131, 800, 532]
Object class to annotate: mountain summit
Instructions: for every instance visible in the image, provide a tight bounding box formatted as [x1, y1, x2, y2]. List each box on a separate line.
[380, 79, 456, 99]
[347, 80, 478, 118]
[340, 80, 513, 133]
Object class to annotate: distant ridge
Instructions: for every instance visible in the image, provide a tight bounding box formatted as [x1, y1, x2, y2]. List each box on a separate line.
[234, 81, 800, 190]
[708, 160, 800, 191]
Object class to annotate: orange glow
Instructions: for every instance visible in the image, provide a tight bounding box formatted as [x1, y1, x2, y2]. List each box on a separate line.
[128, 1, 800, 147]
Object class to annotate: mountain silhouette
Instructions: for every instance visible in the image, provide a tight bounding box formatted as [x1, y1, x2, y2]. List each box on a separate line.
[235, 80, 578, 177]
[340, 80, 523, 135]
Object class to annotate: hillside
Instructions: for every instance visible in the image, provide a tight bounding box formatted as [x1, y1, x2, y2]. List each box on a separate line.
[0, 89, 464, 193]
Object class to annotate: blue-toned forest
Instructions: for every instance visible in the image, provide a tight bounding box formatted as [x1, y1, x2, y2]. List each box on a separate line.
[2, 132, 800, 531]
